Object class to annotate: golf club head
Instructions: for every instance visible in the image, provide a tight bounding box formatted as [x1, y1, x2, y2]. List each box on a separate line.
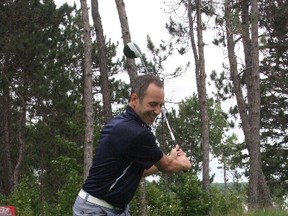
[123, 42, 142, 59]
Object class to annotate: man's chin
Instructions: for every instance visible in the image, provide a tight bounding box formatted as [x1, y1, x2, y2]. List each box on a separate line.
[143, 118, 153, 125]
[148, 118, 156, 125]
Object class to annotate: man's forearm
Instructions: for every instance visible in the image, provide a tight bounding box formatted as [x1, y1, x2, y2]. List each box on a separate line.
[143, 165, 158, 177]
[155, 154, 191, 173]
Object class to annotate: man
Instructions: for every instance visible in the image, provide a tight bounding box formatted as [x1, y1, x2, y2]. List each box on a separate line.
[73, 74, 191, 215]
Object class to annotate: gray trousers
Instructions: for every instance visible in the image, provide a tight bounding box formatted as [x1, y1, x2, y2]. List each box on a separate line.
[72, 196, 131, 216]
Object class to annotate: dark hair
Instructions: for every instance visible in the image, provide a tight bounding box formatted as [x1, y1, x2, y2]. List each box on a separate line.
[130, 74, 164, 101]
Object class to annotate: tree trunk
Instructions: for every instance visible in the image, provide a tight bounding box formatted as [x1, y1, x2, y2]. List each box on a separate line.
[115, 0, 138, 85]
[224, 0, 272, 209]
[188, 0, 210, 192]
[247, 0, 272, 209]
[13, 104, 26, 189]
[223, 158, 227, 197]
[196, 0, 210, 192]
[1, 62, 26, 194]
[12, 69, 27, 191]
[91, 0, 113, 123]
[1, 70, 13, 194]
[138, 179, 147, 216]
[80, 0, 94, 180]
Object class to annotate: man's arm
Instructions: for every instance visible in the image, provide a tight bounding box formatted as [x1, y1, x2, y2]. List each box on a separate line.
[154, 145, 191, 173]
[142, 165, 158, 177]
[143, 145, 191, 177]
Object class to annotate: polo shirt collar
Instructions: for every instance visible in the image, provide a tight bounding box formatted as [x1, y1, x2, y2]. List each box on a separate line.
[126, 105, 151, 129]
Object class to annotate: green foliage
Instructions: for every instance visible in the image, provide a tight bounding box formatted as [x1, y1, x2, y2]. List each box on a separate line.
[5, 175, 41, 216]
[2, 170, 82, 215]
[25, 120, 84, 203]
[131, 173, 213, 216]
[173, 174, 211, 216]
[41, 169, 82, 216]
[210, 184, 246, 215]
[130, 180, 181, 216]
[132, 175, 285, 216]
[145, 182, 181, 215]
[245, 209, 288, 216]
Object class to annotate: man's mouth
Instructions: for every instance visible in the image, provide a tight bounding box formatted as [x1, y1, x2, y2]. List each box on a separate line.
[147, 115, 155, 124]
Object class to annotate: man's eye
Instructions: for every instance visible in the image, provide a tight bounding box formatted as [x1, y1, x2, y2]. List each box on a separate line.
[150, 103, 158, 107]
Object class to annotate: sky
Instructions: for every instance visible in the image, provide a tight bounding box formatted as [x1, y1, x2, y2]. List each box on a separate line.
[55, 0, 227, 104]
[55, 0, 245, 183]
[56, 0, 200, 102]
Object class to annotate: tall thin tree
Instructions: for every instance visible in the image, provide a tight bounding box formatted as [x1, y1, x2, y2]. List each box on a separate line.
[80, 0, 94, 180]
[115, 0, 138, 86]
[224, 0, 272, 209]
[1, 65, 13, 194]
[91, 0, 113, 123]
[187, 0, 210, 193]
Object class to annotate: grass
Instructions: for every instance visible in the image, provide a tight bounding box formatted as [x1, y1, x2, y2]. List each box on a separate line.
[223, 209, 288, 216]
[245, 209, 288, 216]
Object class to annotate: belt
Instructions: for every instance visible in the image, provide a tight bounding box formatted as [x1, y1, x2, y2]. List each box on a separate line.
[78, 189, 122, 211]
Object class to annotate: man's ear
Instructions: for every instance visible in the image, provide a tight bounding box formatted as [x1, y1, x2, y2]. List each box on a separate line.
[130, 93, 138, 107]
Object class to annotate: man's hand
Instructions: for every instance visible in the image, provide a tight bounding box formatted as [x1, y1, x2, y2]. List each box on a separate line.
[169, 145, 191, 171]
[176, 147, 185, 156]
[176, 153, 191, 171]
[169, 144, 180, 159]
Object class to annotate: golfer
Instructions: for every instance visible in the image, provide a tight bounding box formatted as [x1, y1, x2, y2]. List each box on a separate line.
[73, 74, 191, 215]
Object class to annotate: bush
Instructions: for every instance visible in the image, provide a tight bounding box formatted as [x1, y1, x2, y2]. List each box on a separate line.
[173, 174, 211, 216]
[210, 185, 246, 215]
[3, 168, 82, 215]
[7, 175, 41, 216]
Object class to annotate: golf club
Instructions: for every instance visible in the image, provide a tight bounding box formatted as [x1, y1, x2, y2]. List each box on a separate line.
[161, 107, 177, 146]
[123, 42, 177, 146]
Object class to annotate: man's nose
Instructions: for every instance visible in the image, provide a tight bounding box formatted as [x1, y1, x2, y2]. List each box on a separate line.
[154, 106, 162, 116]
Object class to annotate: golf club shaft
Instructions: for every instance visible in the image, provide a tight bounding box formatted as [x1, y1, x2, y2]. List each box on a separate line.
[161, 108, 177, 146]
[140, 57, 149, 74]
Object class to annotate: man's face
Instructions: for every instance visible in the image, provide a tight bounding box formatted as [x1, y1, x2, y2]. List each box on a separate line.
[131, 83, 165, 125]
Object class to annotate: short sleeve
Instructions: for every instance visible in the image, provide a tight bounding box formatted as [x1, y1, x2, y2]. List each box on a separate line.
[126, 130, 163, 169]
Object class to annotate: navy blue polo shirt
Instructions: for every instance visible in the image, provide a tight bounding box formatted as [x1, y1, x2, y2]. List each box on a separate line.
[82, 106, 163, 209]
